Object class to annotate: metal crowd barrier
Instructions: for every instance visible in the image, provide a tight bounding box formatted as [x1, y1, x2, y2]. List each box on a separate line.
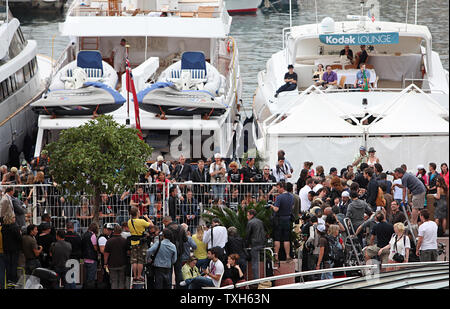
[2, 182, 277, 234]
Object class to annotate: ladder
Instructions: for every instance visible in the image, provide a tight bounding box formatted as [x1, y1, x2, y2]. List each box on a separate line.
[80, 37, 100, 51]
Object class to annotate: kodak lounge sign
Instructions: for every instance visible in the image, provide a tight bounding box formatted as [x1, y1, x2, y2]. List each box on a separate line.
[319, 32, 399, 45]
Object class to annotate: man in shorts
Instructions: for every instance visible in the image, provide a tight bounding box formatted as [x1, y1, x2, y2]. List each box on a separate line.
[128, 206, 154, 282]
[269, 182, 293, 261]
[110, 38, 127, 81]
[394, 168, 426, 225]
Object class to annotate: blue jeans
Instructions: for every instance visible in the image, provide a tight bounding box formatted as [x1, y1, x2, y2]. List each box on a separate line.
[196, 258, 210, 271]
[212, 184, 225, 201]
[84, 261, 97, 284]
[0, 254, 5, 289]
[251, 245, 264, 279]
[186, 276, 215, 289]
[321, 261, 334, 280]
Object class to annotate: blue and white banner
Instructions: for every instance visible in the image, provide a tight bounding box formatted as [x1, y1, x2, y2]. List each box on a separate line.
[319, 32, 399, 45]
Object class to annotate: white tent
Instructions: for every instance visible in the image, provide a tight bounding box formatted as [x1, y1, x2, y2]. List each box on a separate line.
[266, 93, 364, 180]
[367, 90, 449, 171]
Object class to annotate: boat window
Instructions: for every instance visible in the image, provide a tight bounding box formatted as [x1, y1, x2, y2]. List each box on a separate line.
[8, 30, 26, 59]
[5, 78, 12, 94]
[15, 69, 25, 89]
[31, 57, 37, 74]
[23, 61, 31, 82]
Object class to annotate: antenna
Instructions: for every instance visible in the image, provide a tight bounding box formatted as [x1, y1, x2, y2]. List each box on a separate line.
[414, 0, 418, 24]
[315, 0, 318, 33]
[289, 0, 292, 28]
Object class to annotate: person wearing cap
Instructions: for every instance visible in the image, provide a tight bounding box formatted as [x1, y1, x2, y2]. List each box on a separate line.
[31, 150, 49, 175]
[352, 146, 369, 169]
[104, 225, 129, 289]
[1, 167, 21, 185]
[98, 223, 115, 287]
[274, 64, 298, 98]
[355, 45, 369, 68]
[393, 167, 426, 225]
[367, 147, 379, 167]
[150, 155, 170, 181]
[338, 191, 351, 215]
[209, 153, 227, 202]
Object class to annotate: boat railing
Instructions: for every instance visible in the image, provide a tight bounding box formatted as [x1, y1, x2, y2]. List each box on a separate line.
[219, 264, 378, 289]
[219, 261, 448, 289]
[50, 42, 76, 86]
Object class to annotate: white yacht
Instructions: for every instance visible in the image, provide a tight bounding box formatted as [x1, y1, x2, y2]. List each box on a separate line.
[34, 0, 243, 161]
[0, 6, 53, 165]
[6, 0, 67, 11]
[253, 5, 449, 178]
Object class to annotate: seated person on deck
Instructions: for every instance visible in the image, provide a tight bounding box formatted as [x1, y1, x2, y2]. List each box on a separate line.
[354, 64, 371, 88]
[355, 45, 369, 68]
[274, 65, 298, 98]
[320, 65, 338, 89]
[313, 64, 325, 86]
[340, 45, 354, 64]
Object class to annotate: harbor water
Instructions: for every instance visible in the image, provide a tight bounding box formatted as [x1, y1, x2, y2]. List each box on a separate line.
[18, 0, 449, 113]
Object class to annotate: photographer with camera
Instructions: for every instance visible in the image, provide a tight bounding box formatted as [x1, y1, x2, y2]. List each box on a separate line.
[128, 206, 154, 283]
[209, 153, 227, 202]
[269, 182, 294, 262]
[130, 186, 151, 217]
[147, 228, 177, 289]
[378, 222, 410, 270]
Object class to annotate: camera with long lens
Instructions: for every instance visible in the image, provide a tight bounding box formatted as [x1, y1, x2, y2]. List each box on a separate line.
[265, 199, 273, 209]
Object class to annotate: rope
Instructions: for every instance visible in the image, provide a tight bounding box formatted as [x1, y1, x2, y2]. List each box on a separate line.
[0, 88, 46, 128]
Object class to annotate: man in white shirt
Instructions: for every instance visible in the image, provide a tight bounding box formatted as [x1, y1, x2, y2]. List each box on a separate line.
[110, 38, 127, 80]
[149, 155, 170, 180]
[273, 157, 292, 183]
[299, 178, 315, 212]
[203, 218, 228, 250]
[206, 248, 224, 287]
[416, 209, 438, 262]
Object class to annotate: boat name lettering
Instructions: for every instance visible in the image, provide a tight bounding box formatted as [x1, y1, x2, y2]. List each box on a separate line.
[319, 32, 399, 45]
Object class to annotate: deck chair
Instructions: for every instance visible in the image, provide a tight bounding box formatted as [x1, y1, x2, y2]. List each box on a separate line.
[330, 64, 343, 70]
[338, 75, 346, 89]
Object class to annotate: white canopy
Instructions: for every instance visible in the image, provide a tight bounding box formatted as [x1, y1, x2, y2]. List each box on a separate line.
[267, 93, 363, 136]
[368, 91, 449, 135]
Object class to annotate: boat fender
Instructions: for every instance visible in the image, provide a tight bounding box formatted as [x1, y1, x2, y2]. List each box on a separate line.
[226, 39, 233, 54]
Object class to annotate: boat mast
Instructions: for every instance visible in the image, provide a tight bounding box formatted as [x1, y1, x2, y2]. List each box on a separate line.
[289, 0, 292, 28]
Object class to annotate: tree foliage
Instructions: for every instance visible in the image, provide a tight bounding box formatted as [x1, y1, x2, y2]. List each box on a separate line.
[46, 115, 152, 224]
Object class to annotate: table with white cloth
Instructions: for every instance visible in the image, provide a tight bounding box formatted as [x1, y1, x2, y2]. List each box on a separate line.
[367, 53, 422, 81]
[334, 69, 377, 86]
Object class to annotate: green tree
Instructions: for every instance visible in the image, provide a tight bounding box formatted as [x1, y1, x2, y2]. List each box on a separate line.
[46, 115, 152, 226]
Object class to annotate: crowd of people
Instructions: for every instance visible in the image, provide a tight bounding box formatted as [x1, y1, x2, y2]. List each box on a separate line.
[0, 145, 448, 289]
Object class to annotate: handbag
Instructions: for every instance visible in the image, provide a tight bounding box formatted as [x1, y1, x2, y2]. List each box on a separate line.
[146, 235, 162, 279]
[392, 234, 406, 263]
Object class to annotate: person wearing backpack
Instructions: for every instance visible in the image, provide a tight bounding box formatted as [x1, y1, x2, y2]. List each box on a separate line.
[321, 224, 345, 280]
[162, 216, 188, 289]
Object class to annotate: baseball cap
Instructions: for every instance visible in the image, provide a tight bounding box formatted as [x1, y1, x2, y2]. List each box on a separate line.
[317, 223, 326, 233]
[359, 146, 366, 151]
[417, 164, 425, 170]
[104, 223, 116, 230]
[157, 155, 164, 162]
[341, 191, 350, 198]
[214, 153, 221, 159]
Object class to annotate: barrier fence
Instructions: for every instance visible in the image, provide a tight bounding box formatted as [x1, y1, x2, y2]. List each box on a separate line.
[2, 182, 278, 234]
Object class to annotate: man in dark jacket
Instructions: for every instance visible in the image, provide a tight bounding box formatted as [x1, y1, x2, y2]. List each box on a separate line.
[346, 191, 373, 247]
[50, 230, 73, 289]
[172, 155, 192, 182]
[246, 209, 266, 279]
[364, 167, 379, 212]
[162, 216, 188, 289]
[191, 160, 210, 205]
[64, 221, 82, 260]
